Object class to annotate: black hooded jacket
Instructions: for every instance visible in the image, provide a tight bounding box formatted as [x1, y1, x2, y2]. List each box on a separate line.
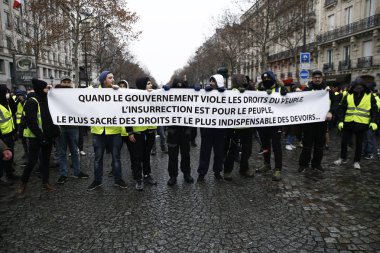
[24, 80, 60, 141]
[0, 85, 17, 136]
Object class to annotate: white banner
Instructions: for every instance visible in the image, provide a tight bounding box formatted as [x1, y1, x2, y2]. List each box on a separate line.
[48, 89, 330, 128]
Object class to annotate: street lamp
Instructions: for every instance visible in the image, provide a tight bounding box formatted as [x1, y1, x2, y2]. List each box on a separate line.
[50, 75, 54, 86]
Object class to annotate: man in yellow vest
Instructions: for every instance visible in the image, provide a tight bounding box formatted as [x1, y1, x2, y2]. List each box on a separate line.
[0, 84, 19, 183]
[15, 89, 28, 160]
[87, 71, 127, 190]
[334, 78, 378, 170]
[17, 79, 60, 193]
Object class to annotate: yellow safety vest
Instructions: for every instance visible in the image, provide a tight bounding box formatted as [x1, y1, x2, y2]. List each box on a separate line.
[374, 94, 380, 111]
[90, 85, 122, 135]
[0, 104, 15, 135]
[23, 97, 42, 138]
[120, 127, 129, 137]
[16, 102, 23, 124]
[344, 93, 371, 124]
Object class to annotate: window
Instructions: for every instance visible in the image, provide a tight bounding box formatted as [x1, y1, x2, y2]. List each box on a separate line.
[16, 17, 21, 33]
[0, 59, 5, 74]
[328, 14, 335, 31]
[365, 0, 375, 17]
[327, 49, 333, 65]
[4, 12, 11, 29]
[6, 37, 12, 50]
[344, 6, 353, 25]
[363, 40, 372, 57]
[343, 45, 350, 62]
[43, 68, 47, 78]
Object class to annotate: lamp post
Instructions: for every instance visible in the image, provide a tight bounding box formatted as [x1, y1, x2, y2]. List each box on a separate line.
[50, 75, 54, 86]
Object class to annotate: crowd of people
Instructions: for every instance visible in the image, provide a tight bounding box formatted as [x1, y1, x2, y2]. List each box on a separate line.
[0, 69, 378, 193]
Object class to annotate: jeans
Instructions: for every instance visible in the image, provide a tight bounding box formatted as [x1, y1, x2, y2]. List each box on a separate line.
[58, 127, 80, 177]
[93, 134, 122, 182]
[286, 134, 295, 145]
[363, 129, 377, 156]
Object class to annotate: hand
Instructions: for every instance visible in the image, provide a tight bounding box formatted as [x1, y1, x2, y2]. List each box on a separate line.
[162, 84, 170, 91]
[194, 84, 201, 91]
[325, 86, 331, 91]
[280, 88, 287, 96]
[338, 122, 344, 131]
[266, 89, 272, 95]
[128, 134, 136, 143]
[111, 85, 119, 90]
[2, 150, 12, 161]
[369, 122, 378, 131]
[325, 112, 333, 121]
[238, 87, 246, 93]
[217, 86, 225, 93]
[205, 85, 213, 92]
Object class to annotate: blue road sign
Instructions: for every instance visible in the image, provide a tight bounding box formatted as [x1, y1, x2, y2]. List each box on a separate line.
[299, 70, 309, 79]
[300, 52, 310, 63]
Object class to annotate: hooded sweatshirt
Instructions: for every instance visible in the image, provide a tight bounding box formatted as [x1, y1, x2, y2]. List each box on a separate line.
[210, 74, 224, 89]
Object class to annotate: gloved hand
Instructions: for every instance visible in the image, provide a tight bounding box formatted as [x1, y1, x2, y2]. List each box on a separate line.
[238, 87, 246, 93]
[217, 86, 225, 93]
[369, 122, 378, 131]
[204, 85, 213, 92]
[111, 85, 119, 90]
[338, 122, 344, 131]
[194, 84, 201, 91]
[162, 84, 170, 91]
[280, 88, 287, 96]
[266, 89, 272, 95]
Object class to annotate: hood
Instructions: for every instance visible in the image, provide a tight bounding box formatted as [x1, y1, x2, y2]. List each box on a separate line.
[261, 71, 276, 81]
[231, 74, 248, 89]
[348, 78, 371, 94]
[135, 77, 151, 90]
[210, 74, 224, 88]
[32, 78, 48, 94]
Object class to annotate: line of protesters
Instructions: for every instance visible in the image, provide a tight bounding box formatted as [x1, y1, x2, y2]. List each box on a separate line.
[0, 69, 378, 193]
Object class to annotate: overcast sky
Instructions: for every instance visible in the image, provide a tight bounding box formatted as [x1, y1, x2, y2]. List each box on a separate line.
[127, 0, 245, 85]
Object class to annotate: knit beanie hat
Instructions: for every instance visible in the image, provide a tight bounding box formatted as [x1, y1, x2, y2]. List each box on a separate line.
[32, 78, 48, 94]
[99, 70, 111, 85]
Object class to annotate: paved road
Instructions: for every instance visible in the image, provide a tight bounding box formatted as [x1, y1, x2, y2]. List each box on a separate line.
[0, 129, 379, 252]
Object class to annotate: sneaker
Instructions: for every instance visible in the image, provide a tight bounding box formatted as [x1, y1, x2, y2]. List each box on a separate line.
[285, 145, 293, 151]
[57, 176, 68, 184]
[167, 177, 177, 186]
[257, 163, 271, 173]
[135, 180, 144, 191]
[353, 162, 361, 170]
[87, 181, 102, 190]
[364, 154, 374, 160]
[144, 175, 157, 185]
[257, 148, 269, 155]
[290, 144, 297, 149]
[114, 179, 128, 188]
[334, 158, 347, 166]
[183, 174, 194, 183]
[73, 172, 89, 179]
[297, 141, 303, 148]
[80, 150, 86, 156]
[16, 183, 27, 194]
[313, 165, 325, 172]
[223, 172, 232, 181]
[214, 173, 223, 180]
[197, 174, 206, 182]
[272, 170, 282, 181]
[298, 166, 307, 173]
[42, 183, 56, 192]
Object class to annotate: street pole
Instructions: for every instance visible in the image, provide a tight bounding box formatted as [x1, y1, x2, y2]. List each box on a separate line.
[84, 38, 88, 87]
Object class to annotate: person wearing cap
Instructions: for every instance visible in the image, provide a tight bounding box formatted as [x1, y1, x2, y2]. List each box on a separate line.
[125, 76, 158, 191]
[298, 70, 336, 173]
[55, 76, 89, 185]
[17, 79, 60, 193]
[256, 71, 287, 181]
[197, 74, 226, 182]
[0, 84, 19, 184]
[333, 78, 378, 170]
[87, 71, 127, 190]
[14, 89, 28, 163]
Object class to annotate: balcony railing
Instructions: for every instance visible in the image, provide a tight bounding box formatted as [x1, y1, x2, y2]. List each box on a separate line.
[357, 56, 372, 68]
[323, 63, 334, 72]
[338, 60, 351, 70]
[325, 0, 337, 7]
[317, 13, 380, 44]
[267, 42, 316, 62]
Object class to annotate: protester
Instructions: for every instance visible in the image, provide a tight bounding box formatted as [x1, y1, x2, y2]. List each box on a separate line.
[17, 79, 60, 193]
[298, 70, 336, 173]
[197, 74, 226, 182]
[362, 82, 379, 159]
[15, 89, 28, 159]
[87, 71, 127, 190]
[256, 71, 287, 181]
[55, 76, 89, 184]
[334, 78, 378, 170]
